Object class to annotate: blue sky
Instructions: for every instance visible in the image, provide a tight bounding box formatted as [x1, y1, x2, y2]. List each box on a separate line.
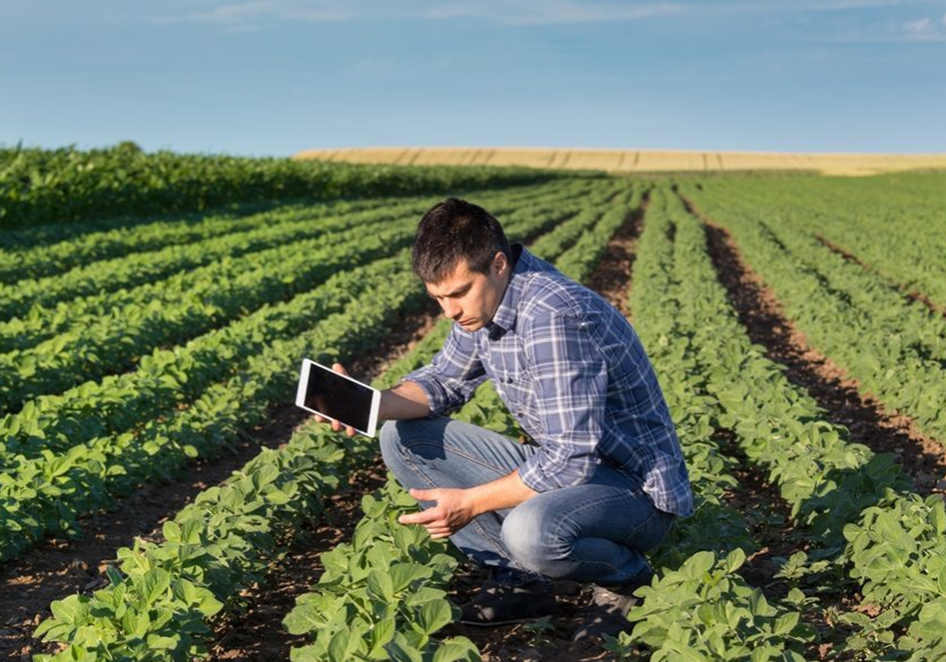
[1, 0, 944, 156]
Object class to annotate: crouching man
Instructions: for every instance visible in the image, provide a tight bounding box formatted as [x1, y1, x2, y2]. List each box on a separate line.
[327, 197, 693, 641]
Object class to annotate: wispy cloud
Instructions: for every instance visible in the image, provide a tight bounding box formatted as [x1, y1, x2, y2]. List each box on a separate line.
[147, 0, 946, 40]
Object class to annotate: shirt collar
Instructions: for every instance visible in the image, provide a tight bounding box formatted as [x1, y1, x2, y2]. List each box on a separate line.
[484, 243, 531, 341]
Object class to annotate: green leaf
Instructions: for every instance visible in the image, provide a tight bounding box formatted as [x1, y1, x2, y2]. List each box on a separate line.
[367, 569, 395, 603]
[417, 599, 453, 635]
[432, 637, 481, 662]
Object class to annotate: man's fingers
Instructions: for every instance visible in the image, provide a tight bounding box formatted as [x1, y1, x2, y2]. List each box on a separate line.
[409, 488, 437, 501]
[346, 426, 356, 437]
[332, 362, 349, 376]
[399, 508, 442, 525]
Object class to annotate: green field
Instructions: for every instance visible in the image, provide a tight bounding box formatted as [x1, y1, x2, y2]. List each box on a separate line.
[2, 147, 945, 661]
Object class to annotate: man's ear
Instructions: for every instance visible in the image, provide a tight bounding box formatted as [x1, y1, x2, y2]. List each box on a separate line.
[493, 251, 508, 277]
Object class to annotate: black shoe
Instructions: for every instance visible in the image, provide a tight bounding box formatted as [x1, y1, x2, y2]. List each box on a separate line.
[459, 579, 559, 627]
[571, 573, 653, 643]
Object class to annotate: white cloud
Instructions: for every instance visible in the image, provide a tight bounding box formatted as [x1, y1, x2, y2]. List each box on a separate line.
[904, 16, 933, 32]
[146, 0, 946, 38]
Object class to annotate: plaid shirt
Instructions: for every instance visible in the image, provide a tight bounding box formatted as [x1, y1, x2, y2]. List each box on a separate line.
[405, 245, 693, 516]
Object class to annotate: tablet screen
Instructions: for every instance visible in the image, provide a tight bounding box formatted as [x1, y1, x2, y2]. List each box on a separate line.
[299, 361, 376, 434]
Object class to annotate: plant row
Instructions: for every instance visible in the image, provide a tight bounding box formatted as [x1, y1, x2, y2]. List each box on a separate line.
[679, 182, 946, 446]
[0, 195, 382, 285]
[0, 196, 429, 319]
[654, 185, 945, 660]
[605, 186, 817, 660]
[0, 179, 580, 355]
[0, 181, 600, 414]
[0, 179, 608, 451]
[689, 174, 946, 308]
[1, 177, 564, 307]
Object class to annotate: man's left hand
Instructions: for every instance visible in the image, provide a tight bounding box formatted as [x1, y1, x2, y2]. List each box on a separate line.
[398, 487, 476, 539]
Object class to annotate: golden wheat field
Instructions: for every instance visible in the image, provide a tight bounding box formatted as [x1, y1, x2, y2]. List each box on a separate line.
[295, 146, 946, 176]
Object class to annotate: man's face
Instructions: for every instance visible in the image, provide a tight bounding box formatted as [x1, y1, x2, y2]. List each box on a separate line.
[425, 253, 510, 332]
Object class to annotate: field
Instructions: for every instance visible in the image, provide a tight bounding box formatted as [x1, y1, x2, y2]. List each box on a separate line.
[1, 148, 946, 662]
[295, 147, 946, 176]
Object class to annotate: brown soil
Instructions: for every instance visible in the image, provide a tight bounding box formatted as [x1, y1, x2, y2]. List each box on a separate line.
[585, 191, 649, 317]
[814, 234, 946, 318]
[677, 192, 946, 496]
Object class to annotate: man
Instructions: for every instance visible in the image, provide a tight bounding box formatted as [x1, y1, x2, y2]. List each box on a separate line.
[322, 197, 692, 640]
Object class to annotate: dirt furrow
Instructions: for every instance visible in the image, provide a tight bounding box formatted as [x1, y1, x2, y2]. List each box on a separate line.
[677, 193, 946, 496]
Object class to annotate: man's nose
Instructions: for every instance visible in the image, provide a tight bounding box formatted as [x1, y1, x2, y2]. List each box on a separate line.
[441, 299, 461, 319]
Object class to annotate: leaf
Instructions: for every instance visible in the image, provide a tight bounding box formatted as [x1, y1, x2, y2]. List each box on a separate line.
[417, 599, 453, 635]
[432, 636, 481, 662]
[367, 569, 395, 603]
[139, 568, 171, 606]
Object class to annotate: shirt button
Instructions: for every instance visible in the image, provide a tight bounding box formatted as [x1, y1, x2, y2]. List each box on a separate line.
[505, 377, 513, 384]
[516, 411, 523, 417]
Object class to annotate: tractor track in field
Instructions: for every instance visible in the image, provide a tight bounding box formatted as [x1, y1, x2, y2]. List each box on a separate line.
[813, 233, 946, 319]
[676, 192, 946, 497]
[0, 300, 442, 662]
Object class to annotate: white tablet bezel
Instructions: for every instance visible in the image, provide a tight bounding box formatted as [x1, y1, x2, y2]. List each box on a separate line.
[295, 358, 381, 438]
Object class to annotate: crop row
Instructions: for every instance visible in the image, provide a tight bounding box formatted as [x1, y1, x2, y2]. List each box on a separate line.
[1, 178, 565, 315]
[644, 186, 944, 660]
[0, 182, 596, 414]
[0, 195, 384, 285]
[690, 175, 946, 308]
[0, 179, 573, 356]
[679, 183, 946, 446]
[0, 196, 429, 319]
[28, 186, 635, 660]
[0, 178, 609, 457]
[611, 187, 816, 660]
[0, 184, 618, 564]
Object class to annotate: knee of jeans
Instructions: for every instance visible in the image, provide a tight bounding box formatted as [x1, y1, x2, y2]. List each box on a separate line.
[378, 421, 403, 470]
[379, 419, 430, 474]
[501, 502, 568, 577]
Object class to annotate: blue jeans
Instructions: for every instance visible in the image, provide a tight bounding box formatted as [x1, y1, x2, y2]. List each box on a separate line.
[379, 417, 674, 587]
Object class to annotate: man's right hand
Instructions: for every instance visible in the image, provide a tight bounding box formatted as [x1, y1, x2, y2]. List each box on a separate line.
[312, 362, 356, 437]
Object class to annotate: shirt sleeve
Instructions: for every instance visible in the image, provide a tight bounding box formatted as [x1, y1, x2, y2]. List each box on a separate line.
[518, 308, 608, 492]
[402, 324, 488, 416]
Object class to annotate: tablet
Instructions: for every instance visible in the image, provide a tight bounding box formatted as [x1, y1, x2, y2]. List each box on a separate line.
[295, 358, 381, 438]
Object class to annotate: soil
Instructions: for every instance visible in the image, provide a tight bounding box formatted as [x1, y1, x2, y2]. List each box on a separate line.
[677, 192, 946, 497]
[585, 192, 648, 317]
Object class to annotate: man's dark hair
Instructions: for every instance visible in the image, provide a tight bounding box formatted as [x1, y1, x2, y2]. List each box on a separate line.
[412, 197, 512, 283]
